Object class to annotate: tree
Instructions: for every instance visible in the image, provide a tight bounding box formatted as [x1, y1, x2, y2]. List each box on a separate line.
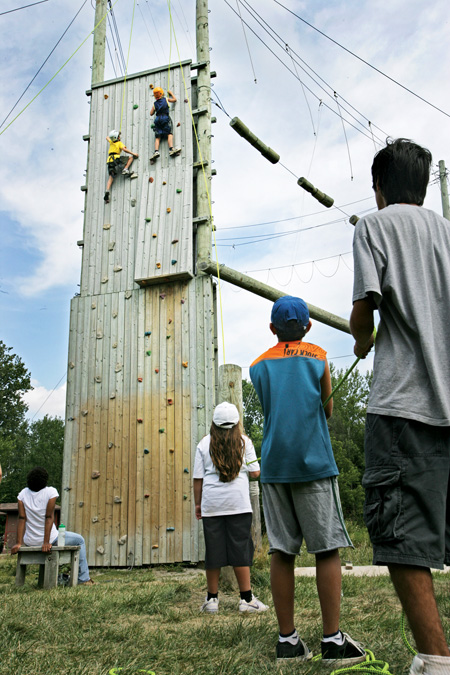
[27, 415, 65, 494]
[0, 341, 31, 437]
[242, 378, 264, 456]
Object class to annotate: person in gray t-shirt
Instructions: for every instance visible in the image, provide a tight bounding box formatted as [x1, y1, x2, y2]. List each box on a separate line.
[350, 139, 450, 675]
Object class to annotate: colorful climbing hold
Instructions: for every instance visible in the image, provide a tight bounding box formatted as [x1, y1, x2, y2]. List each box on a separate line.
[137, 418, 143, 423]
[133, 104, 139, 109]
[104, 94, 108, 99]
[156, 262, 161, 268]
[182, 361, 188, 368]
[181, 299, 185, 304]
[172, 238, 179, 244]
[152, 544, 158, 549]
[145, 493, 150, 498]
[171, 259, 177, 265]
[167, 398, 173, 405]
[92, 471, 100, 479]
[160, 293, 166, 299]
[159, 428, 165, 433]
[145, 217, 151, 222]
[166, 207, 171, 213]
[138, 376, 143, 382]
[149, 84, 154, 89]
[184, 468, 190, 474]
[149, 177, 154, 183]
[155, 368, 159, 373]
[169, 448, 174, 453]
[177, 122, 181, 127]
[152, 232, 157, 238]
[145, 331, 152, 336]
[166, 335, 171, 340]
[144, 448, 149, 454]
[183, 495, 187, 500]
[146, 350, 152, 356]
[162, 181, 166, 185]
[176, 188, 182, 193]
[166, 527, 175, 532]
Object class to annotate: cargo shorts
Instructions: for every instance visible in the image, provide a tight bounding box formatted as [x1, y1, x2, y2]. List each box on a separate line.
[363, 413, 450, 569]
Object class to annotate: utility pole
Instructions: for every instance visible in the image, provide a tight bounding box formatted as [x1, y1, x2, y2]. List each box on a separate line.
[92, 0, 107, 86]
[438, 160, 450, 221]
[195, 0, 213, 261]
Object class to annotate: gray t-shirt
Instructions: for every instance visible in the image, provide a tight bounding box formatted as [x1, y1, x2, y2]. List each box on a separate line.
[353, 203, 450, 426]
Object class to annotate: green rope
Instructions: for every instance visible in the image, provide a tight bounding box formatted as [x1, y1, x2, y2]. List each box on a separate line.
[312, 649, 394, 675]
[400, 610, 417, 657]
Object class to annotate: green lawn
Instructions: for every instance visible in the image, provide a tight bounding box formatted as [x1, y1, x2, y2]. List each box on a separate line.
[1, 529, 448, 675]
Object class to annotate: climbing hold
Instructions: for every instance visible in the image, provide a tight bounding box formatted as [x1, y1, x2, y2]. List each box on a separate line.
[115, 363, 122, 372]
[184, 98, 188, 103]
[131, 199, 136, 207]
[145, 217, 151, 222]
[64, 487, 71, 491]
[103, 223, 111, 230]
[166, 207, 171, 213]
[155, 368, 159, 373]
[109, 241, 115, 251]
[183, 495, 187, 500]
[169, 448, 174, 453]
[151, 124, 155, 129]
[112, 310, 118, 318]
[149, 177, 154, 183]
[68, 417, 75, 421]
[92, 516, 98, 523]
[160, 293, 166, 299]
[146, 350, 151, 356]
[112, 342, 118, 348]
[138, 376, 143, 382]
[159, 428, 165, 433]
[82, 410, 88, 417]
[79, 501, 84, 507]
[177, 122, 181, 127]
[176, 188, 182, 193]
[114, 265, 123, 272]
[133, 104, 139, 109]
[168, 319, 172, 324]
[181, 299, 185, 304]
[166, 335, 171, 339]
[144, 493, 150, 498]
[144, 448, 149, 454]
[152, 233, 157, 238]
[104, 94, 108, 99]
[69, 361, 75, 369]
[125, 291, 132, 299]
[149, 83, 154, 89]
[101, 277, 108, 284]
[166, 527, 175, 532]
[108, 441, 114, 448]
[114, 496, 122, 503]
[172, 239, 179, 244]
[162, 181, 166, 185]
[137, 418, 143, 423]
[145, 331, 152, 336]
[152, 544, 158, 549]
[91, 303, 96, 310]
[92, 471, 100, 479]
[171, 259, 177, 265]
[183, 468, 189, 474]
[156, 262, 161, 269]
[110, 393, 116, 399]
[95, 375, 102, 383]
[118, 535, 127, 546]
[96, 331, 103, 339]
[97, 546, 105, 555]
[85, 443, 91, 449]
[167, 398, 173, 405]
[182, 361, 188, 368]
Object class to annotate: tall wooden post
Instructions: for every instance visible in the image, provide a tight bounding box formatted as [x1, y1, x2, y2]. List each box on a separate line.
[195, 0, 213, 261]
[92, 0, 107, 86]
[439, 160, 450, 221]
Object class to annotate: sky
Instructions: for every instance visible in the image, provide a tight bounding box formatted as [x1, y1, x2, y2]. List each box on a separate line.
[0, 0, 449, 420]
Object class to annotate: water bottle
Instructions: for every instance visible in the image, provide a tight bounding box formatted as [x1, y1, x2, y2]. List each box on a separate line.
[58, 523, 66, 547]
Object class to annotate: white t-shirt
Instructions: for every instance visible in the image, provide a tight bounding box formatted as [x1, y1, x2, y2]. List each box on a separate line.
[193, 434, 259, 516]
[17, 486, 59, 546]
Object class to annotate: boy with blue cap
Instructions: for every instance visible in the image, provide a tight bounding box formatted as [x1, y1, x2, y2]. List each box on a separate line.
[250, 295, 365, 665]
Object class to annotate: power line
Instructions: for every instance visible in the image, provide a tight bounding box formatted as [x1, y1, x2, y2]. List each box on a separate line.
[0, 0, 88, 130]
[273, 0, 450, 120]
[30, 372, 66, 421]
[243, 250, 352, 274]
[0, 0, 48, 16]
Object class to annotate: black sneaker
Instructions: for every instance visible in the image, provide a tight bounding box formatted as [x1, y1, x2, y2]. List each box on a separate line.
[321, 632, 366, 666]
[104, 191, 110, 203]
[276, 638, 312, 662]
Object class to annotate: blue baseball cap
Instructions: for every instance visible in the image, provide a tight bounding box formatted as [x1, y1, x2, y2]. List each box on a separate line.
[271, 296, 309, 331]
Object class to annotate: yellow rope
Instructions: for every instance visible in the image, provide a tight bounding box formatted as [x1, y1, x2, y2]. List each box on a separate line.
[0, 0, 121, 138]
[119, 0, 137, 134]
[166, 1, 227, 364]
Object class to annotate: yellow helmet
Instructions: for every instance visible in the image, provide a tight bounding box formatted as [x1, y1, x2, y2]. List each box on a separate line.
[153, 87, 164, 97]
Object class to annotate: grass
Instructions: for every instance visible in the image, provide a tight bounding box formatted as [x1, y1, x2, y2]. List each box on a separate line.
[1, 527, 449, 675]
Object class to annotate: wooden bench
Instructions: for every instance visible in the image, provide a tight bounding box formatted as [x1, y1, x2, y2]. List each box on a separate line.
[15, 546, 81, 589]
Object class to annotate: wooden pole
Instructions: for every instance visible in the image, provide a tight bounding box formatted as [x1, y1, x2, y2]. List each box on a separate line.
[438, 160, 450, 221]
[92, 0, 107, 86]
[198, 259, 351, 335]
[196, 0, 213, 261]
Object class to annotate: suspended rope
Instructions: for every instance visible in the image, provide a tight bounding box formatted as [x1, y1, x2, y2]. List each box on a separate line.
[236, 0, 257, 83]
[334, 92, 353, 181]
[0, 0, 121, 138]
[119, 0, 137, 133]
[285, 43, 315, 136]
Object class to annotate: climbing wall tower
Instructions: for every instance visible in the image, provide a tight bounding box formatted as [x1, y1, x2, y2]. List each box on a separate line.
[61, 61, 217, 566]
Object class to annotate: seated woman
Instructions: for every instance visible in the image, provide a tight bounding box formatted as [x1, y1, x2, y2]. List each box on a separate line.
[10, 466, 93, 585]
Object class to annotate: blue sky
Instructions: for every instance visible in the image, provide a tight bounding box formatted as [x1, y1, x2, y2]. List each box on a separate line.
[1, 0, 449, 419]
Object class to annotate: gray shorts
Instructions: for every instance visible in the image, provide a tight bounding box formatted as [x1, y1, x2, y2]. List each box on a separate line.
[262, 477, 353, 555]
[363, 414, 450, 569]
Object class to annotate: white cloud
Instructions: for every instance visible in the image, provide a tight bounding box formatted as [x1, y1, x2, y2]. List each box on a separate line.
[23, 379, 66, 421]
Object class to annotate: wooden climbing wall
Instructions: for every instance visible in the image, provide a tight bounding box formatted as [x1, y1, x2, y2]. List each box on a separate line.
[61, 63, 216, 566]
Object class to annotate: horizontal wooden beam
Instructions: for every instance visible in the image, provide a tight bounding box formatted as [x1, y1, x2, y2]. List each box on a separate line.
[198, 259, 350, 335]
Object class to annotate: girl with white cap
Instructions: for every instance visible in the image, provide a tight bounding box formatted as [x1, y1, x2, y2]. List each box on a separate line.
[193, 401, 268, 614]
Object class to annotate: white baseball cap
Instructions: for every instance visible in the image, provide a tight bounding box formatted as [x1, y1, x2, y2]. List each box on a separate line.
[213, 402, 240, 429]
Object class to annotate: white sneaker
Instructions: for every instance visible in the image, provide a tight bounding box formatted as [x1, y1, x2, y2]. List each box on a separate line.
[239, 594, 269, 613]
[169, 147, 181, 156]
[410, 657, 425, 675]
[130, 172, 138, 179]
[122, 168, 130, 175]
[200, 596, 219, 613]
[150, 151, 160, 161]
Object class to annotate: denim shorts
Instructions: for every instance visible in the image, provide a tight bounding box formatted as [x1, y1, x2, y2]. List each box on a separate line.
[202, 513, 254, 569]
[363, 413, 450, 569]
[262, 477, 353, 555]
